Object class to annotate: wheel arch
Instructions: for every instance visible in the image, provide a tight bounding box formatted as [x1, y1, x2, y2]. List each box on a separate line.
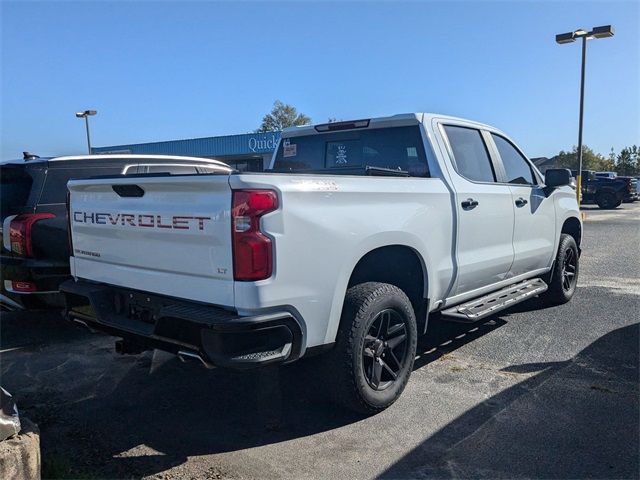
[349, 244, 428, 306]
[325, 244, 430, 343]
[561, 216, 582, 247]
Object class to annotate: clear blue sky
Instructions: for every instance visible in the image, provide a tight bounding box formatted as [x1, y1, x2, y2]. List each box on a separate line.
[2, 0, 638, 159]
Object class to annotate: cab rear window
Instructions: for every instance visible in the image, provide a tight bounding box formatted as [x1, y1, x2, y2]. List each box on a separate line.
[272, 126, 429, 177]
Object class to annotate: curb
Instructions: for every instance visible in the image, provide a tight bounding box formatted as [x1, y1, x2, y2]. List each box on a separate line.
[0, 417, 40, 480]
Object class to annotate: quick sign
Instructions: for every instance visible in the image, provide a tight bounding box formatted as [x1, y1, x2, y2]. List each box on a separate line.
[248, 133, 280, 153]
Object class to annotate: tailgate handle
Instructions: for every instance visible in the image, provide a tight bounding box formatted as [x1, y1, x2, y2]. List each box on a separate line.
[112, 184, 145, 197]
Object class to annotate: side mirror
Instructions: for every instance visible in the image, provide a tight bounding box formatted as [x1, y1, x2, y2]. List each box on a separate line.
[545, 168, 572, 188]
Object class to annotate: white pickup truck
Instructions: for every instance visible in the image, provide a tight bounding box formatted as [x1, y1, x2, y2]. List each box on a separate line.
[62, 113, 581, 413]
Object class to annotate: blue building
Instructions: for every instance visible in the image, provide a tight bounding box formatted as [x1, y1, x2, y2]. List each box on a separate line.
[92, 131, 281, 172]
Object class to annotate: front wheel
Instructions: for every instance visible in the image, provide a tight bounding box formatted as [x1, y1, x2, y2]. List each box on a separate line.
[325, 282, 417, 414]
[540, 234, 579, 306]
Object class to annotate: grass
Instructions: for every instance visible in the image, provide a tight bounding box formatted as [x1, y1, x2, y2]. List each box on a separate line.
[41, 454, 96, 480]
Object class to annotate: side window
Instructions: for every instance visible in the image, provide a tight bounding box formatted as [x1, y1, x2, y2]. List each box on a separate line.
[39, 167, 120, 204]
[146, 165, 198, 175]
[491, 134, 535, 185]
[444, 125, 496, 183]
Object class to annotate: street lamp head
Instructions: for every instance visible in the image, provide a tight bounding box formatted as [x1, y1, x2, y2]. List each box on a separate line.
[75, 110, 97, 118]
[591, 25, 615, 39]
[556, 25, 614, 44]
[556, 32, 576, 44]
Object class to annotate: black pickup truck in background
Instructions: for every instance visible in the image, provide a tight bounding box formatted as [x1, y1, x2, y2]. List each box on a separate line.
[571, 170, 630, 209]
[1, 154, 230, 311]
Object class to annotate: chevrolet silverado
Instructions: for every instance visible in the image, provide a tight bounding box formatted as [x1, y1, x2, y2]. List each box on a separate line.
[61, 113, 581, 413]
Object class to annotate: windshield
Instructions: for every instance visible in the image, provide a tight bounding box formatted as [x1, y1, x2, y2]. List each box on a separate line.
[271, 126, 429, 177]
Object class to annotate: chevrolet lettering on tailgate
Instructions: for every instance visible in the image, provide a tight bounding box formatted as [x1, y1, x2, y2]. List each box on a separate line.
[72, 211, 212, 230]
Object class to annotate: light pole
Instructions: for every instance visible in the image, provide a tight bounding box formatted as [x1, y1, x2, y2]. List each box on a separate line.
[75, 110, 97, 154]
[555, 25, 614, 204]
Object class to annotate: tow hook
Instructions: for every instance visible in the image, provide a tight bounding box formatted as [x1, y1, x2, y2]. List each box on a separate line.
[115, 339, 148, 355]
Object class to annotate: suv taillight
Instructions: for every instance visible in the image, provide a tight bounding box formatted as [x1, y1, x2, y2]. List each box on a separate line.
[231, 190, 278, 281]
[9, 213, 55, 257]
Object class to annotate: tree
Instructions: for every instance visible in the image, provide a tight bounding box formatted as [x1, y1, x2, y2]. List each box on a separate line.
[550, 145, 640, 175]
[256, 100, 311, 132]
[552, 145, 609, 171]
[616, 145, 639, 176]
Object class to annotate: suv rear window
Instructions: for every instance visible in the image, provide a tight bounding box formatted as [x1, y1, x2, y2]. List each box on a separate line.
[1, 164, 37, 216]
[39, 167, 123, 204]
[272, 126, 429, 177]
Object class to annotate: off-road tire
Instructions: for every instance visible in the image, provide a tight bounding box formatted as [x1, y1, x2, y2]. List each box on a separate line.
[595, 191, 621, 209]
[540, 234, 579, 306]
[325, 282, 417, 415]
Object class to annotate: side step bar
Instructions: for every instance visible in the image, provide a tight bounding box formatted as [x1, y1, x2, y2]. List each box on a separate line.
[441, 278, 548, 323]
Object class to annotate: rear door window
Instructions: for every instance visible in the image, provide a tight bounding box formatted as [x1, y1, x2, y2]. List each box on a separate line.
[272, 126, 429, 177]
[444, 126, 496, 183]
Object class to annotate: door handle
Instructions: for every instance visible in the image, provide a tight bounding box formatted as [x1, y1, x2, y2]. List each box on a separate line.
[461, 198, 479, 209]
[515, 197, 528, 207]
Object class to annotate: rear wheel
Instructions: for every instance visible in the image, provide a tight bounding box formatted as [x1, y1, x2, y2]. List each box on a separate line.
[325, 282, 417, 414]
[595, 191, 621, 209]
[540, 234, 579, 306]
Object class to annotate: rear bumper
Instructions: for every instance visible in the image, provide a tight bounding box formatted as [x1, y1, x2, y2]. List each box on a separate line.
[0, 254, 69, 294]
[0, 254, 69, 309]
[60, 279, 305, 369]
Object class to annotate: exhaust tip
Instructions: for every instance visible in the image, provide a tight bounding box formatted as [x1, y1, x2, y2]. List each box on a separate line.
[177, 350, 215, 369]
[72, 318, 98, 333]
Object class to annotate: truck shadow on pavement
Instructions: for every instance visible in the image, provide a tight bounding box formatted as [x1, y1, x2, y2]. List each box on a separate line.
[1, 308, 508, 478]
[2, 306, 637, 478]
[380, 322, 640, 479]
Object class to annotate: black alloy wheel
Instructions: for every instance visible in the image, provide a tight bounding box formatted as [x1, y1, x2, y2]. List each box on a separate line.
[561, 246, 577, 292]
[325, 282, 418, 414]
[362, 309, 409, 391]
[539, 233, 579, 306]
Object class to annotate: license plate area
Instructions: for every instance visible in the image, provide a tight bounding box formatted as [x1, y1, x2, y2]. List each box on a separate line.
[114, 290, 161, 325]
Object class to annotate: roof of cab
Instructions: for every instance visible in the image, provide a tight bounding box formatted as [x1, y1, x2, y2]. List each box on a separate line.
[281, 113, 498, 137]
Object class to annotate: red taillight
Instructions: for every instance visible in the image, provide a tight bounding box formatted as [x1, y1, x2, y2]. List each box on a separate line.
[11, 281, 37, 293]
[231, 190, 278, 281]
[9, 213, 55, 257]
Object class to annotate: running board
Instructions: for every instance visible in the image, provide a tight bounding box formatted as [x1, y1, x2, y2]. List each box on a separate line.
[441, 279, 548, 323]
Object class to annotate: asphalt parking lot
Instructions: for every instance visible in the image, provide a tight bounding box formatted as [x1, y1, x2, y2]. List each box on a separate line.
[1, 203, 638, 479]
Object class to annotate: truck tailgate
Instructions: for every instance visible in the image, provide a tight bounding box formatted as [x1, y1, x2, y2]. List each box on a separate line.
[68, 174, 234, 307]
